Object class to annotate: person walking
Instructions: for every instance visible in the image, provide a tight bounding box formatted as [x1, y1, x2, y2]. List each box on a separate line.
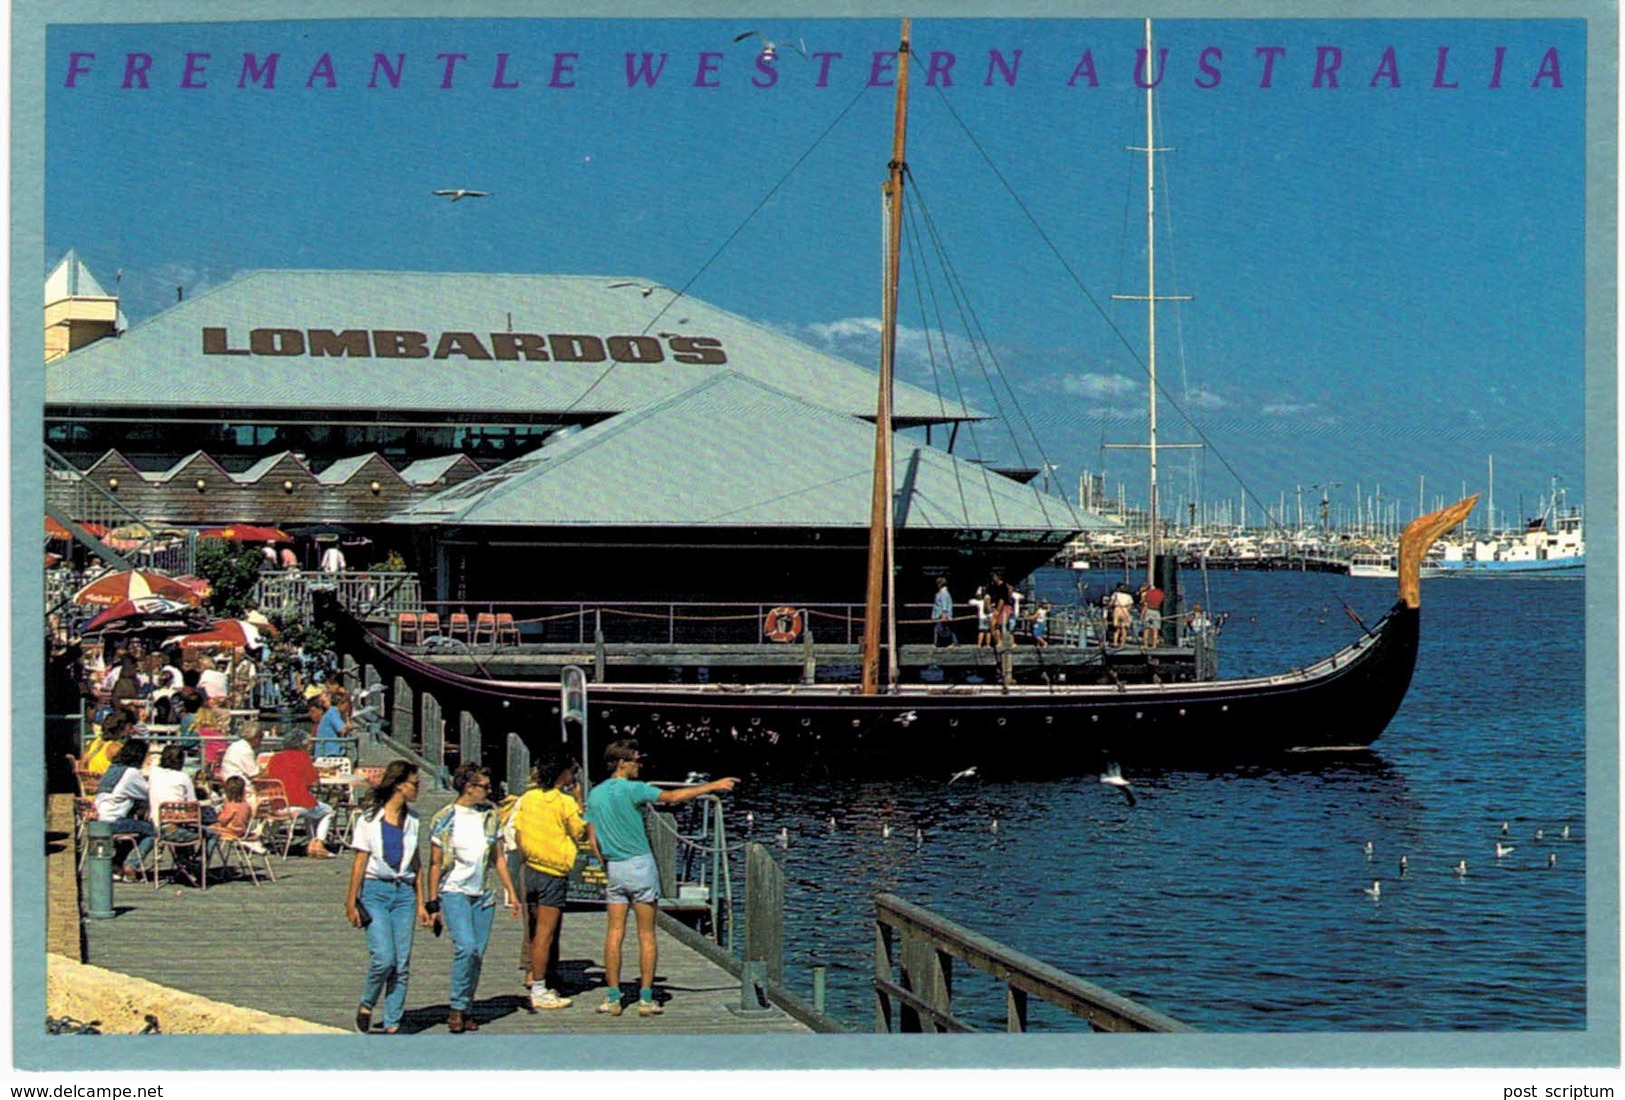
[344, 760, 429, 1035]
[509, 747, 588, 1011]
[584, 741, 738, 1017]
[425, 763, 522, 1033]
[931, 577, 957, 648]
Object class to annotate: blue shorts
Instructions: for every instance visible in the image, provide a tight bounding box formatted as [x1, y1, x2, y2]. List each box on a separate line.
[605, 852, 660, 905]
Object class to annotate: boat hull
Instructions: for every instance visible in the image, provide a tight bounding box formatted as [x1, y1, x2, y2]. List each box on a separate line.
[1434, 557, 1584, 576]
[318, 592, 1420, 779]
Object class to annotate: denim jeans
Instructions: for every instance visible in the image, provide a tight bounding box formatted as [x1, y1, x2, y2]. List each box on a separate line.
[441, 890, 496, 1012]
[360, 877, 417, 1030]
[108, 817, 155, 870]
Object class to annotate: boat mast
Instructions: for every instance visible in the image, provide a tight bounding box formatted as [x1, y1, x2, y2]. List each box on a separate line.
[861, 19, 911, 695]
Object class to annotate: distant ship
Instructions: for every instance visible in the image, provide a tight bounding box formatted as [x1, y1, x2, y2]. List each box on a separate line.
[1436, 494, 1584, 576]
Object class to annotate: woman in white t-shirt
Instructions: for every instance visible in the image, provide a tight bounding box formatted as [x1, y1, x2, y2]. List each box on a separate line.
[425, 763, 521, 1033]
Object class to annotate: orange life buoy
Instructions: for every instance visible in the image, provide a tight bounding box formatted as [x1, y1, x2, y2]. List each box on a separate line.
[764, 606, 803, 643]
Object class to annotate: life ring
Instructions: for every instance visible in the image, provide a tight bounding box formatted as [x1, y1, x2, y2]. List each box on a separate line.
[764, 606, 803, 643]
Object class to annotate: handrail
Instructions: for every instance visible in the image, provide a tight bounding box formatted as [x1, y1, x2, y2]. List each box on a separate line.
[873, 892, 1190, 1033]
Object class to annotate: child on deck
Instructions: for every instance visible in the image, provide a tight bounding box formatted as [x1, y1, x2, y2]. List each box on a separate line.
[213, 776, 254, 841]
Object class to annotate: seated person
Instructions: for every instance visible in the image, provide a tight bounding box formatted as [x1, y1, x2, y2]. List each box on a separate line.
[218, 722, 265, 788]
[93, 738, 154, 881]
[264, 728, 337, 858]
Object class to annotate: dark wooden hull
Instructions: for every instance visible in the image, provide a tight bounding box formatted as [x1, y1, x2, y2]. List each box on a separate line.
[319, 592, 1419, 779]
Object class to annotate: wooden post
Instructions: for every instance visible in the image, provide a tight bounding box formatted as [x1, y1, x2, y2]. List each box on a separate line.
[1006, 986, 1029, 1032]
[899, 932, 952, 1032]
[873, 919, 894, 1033]
[648, 809, 677, 899]
[505, 733, 530, 801]
[391, 675, 417, 749]
[421, 694, 443, 771]
[460, 712, 482, 774]
[744, 842, 784, 985]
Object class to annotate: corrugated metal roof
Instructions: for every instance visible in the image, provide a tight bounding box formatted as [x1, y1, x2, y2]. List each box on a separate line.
[45, 270, 978, 424]
[398, 454, 481, 485]
[387, 372, 1105, 533]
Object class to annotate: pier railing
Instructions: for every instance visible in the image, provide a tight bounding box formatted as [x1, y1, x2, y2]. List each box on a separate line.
[872, 893, 1190, 1033]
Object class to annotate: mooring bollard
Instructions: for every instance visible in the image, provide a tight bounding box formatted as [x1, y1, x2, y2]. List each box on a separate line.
[85, 820, 115, 919]
[726, 959, 778, 1017]
[812, 966, 826, 1013]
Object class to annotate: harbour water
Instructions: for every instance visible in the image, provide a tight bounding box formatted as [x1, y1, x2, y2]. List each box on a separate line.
[724, 569, 1588, 1032]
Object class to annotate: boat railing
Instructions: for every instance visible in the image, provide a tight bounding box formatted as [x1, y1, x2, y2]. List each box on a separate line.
[254, 570, 423, 619]
[645, 791, 736, 950]
[873, 892, 1190, 1033]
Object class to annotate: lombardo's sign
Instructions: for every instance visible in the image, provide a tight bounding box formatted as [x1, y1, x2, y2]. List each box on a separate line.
[201, 326, 727, 364]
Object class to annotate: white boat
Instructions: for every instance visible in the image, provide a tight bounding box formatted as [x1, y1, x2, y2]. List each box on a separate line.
[1348, 552, 1443, 580]
[1436, 483, 1583, 576]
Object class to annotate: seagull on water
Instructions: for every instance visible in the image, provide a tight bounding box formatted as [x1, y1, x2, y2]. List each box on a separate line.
[1548, 852, 1558, 868]
[1501, 821, 1510, 836]
[1364, 841, 1375, 858]
[1454, 860, 1468, 877]
[433, 189, 491, 202]
[777, 827, 789, 848]
[1495, 842, 1516, 858]
[947, 766, 978, 785]
[1562, 825, 1571, 840]
[1399, 855, 1408, 876]
[1099, 762, 1137, 807]
[915, 827, 923, 848]
[1535, 828, 1545, 841]
[827, 816, 837, 832]
[882, 822, 892, 839]
[990, 818, 999, 834]
[1363, 881, 1382, 899]
[746, 811, 755, 830]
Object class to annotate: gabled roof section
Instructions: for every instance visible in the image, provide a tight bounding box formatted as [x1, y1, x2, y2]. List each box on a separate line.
[45, 270, 979, 425]
[398, 454, 483, 486]
[237, 451, 316, 483]
[154, 451, 234, 484]
[388, 372, 1105, 533]
[317, 453, 404, 486]
[46, 249, 113, 302]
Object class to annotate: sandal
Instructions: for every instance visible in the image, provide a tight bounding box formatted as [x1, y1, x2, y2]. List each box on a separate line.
[355, 1005, 373, 1033]
[462, 1016, 480, 1032]
[447, 1009, 465, 1034]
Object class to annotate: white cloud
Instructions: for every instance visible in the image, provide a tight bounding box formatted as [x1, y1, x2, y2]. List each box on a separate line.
[1057, 372, 1140, 399]
[1261, 401, 1317, 417]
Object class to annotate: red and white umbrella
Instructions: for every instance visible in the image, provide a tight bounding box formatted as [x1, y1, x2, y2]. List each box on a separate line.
[72, 569, 202, 608]
[83, 596, 210, 635]
[163, 619, 276, 651]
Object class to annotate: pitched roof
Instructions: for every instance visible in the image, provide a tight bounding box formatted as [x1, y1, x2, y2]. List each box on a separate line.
[45, 249, 113, 302]
[45, 270, 977, 425]
[387, 372, 1105, 533]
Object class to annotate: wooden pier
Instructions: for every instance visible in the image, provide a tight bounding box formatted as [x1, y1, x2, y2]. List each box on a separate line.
[67, 786, 818, 1035]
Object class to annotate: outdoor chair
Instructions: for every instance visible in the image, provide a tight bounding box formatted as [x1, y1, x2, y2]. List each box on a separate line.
[419, 612, 442, 638]
[73, 770, 98, 870]
[473, 612, 498, 646]
[216, 818, 277, 885]
[396, 612, 421, 646]
[251, 777, 309, 860]
[495, 613, 520, 646]
[448, 612, 471, 642]
[156, 801, 209, 890]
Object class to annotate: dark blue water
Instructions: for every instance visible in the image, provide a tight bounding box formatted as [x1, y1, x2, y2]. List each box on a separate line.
[727, 570, 1587, 1032]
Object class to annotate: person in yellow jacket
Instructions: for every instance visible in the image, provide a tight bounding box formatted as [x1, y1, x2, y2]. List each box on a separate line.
[510, 746, 587, 1010]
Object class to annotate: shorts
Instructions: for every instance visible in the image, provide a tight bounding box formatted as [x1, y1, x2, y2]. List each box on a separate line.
[1110, 606, 1131, 627]
[1144, 609, 1162, 630]
[525, 869, 569, 910]
[604, 852, 660, 906]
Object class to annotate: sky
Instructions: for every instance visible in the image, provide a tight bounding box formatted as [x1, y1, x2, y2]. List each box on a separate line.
[43, 17, 1588, 533]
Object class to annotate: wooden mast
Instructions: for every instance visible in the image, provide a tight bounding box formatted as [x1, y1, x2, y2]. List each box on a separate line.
[861, 19, 912, 695]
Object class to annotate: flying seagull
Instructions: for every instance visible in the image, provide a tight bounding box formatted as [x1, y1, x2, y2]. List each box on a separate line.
[947, 766, 978, 785]
[732, 30, 808, 61]
[433, 189, 492, 202]
[1099, 761, 1137, 807]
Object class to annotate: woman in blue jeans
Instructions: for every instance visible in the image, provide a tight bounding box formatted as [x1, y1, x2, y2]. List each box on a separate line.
[344, 760, 429, 1034]
[425, 763, 522, 1032]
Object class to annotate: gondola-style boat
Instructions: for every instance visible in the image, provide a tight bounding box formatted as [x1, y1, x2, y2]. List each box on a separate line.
[315, 21, 1474, 778]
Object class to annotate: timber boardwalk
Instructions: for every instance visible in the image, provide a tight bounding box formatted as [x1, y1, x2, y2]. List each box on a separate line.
[73, 784, 813, 1035]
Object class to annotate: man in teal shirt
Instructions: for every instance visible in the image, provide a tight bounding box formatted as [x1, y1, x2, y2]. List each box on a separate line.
[583, 740, 738, 1016]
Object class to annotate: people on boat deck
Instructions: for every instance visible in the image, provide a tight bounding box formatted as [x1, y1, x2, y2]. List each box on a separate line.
[426, 763, 522, 1033]
[510, 747, 588, 1011]
[1031, 602, 1049, 648]
[986, 571, 1014, 647]
[584, 740, 738, 1017]
[345, 759, 429, 1035]
[1141, 583, 1166, 648]
[931, 577, 957, 648]
[1107, 583, 1135, 647]
[971, 587, 991, 648]
[1186, 604, 1213, 638]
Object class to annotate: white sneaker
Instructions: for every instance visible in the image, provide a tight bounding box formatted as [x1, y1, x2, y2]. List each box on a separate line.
[595, 998, 624, 1016]
[530, 988, 572, 1010]
[637, 999, 664, 1017]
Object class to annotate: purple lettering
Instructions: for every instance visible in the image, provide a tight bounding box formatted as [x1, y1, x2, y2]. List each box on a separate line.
[752, 53, 778, 88]
[437, 52, 466, 89]
[550, 52, 578, 88]
[1255, 46, 1285, 89]
[625, 52, 667, 87]
[985, 49, 1020, 87]
[1490, 45, 1506, 89]
[65, 52, 94, 88]
[811, 51, 841, 87]
[694, 51, 723, 87]
[1532, 47, 1562, 88]
[121, 53, 152, 89]
[1432, 46, 1459, 89]
[370, 53, 403, 89]
[239, 52, 279, 89]
[181, 52, 209, 89]
[307, 53, 337, 89]
[1195, 46, 1221, 89]
[1312, 46, 1341, 88]
[1370, 47, 1400, 88]
[492, 52, 519, 89]
[924, 50, 954, 86]
[869, 51, 897, 87]
[1134, 47, 1167, 89]
[1067, 50, 1099, 88]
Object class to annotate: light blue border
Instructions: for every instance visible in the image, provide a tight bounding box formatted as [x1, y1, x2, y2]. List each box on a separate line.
[12, 0, 1618, 1073]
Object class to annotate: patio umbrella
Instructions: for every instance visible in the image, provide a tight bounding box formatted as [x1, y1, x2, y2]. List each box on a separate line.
[104, 523, 186, 552]
[199, 524, 292, 543]
[72, 569, 202, 607]
[288, 522, 359, 542]
[163, 619, 276, 650]
[171, 575, 215, 600]
[45, 516, 108, 541]
[83, 596, 211, 634]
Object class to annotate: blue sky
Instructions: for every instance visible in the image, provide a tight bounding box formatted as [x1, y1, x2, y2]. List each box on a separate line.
[45, 17, 1587, 532]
